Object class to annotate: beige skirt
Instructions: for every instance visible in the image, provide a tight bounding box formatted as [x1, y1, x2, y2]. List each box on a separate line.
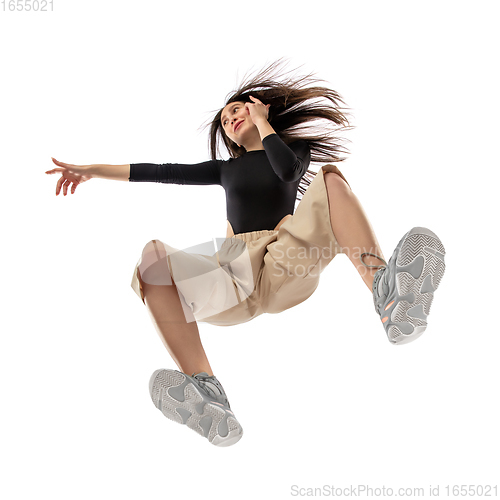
[130, 164, 349, 326]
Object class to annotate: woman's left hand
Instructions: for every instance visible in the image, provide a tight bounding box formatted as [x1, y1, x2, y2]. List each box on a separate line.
[245, 95, 270, 124]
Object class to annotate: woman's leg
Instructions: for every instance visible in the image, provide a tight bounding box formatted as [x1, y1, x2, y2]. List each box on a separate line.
[324, 172, 385, 291]
[138, 268, 214, 377]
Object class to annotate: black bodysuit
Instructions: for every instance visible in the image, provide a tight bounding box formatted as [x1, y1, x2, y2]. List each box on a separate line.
[128, 133, 311, 235]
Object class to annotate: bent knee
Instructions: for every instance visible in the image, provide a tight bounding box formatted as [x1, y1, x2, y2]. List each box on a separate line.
[324, 171, 351, 196]
[138, 240, 173, 286]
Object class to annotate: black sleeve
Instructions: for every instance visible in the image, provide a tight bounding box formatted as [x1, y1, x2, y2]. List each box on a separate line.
[261, 133, 311, 182]
[128, 159, 223, 186]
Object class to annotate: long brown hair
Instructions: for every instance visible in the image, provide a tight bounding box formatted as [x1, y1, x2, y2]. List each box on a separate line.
[204, 58, 352, 202]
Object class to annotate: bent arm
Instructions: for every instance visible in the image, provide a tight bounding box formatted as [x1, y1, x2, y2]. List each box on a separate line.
[261, 134, 311, 182]
[88, 163, 131, 181]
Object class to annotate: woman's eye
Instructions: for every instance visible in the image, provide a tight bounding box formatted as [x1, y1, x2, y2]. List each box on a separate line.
[222, 106, 240, 126]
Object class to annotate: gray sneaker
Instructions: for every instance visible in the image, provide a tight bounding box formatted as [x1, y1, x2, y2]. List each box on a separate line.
[363, 227, 446, 345]
[149, 369, 243, 447]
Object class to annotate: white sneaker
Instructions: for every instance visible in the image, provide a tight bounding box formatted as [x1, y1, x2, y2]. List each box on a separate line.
[366, 227, 446, 345]
[149, 369, 243, 446]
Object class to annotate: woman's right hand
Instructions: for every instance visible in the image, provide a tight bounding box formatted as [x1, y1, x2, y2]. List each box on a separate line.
[45, 158, 93, 196]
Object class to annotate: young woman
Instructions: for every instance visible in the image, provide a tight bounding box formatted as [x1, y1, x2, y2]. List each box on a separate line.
[46, 61, 446, 447]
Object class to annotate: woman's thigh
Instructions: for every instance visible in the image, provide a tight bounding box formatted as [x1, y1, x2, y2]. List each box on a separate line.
[258, 165, 346, 313]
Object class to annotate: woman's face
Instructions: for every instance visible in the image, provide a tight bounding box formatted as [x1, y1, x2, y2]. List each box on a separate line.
[220, 101, 257, 146]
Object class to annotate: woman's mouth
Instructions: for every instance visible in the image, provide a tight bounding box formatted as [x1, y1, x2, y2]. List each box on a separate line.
[234, 120, 243, 132]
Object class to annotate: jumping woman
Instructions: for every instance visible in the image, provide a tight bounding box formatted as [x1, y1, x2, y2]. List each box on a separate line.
[45, 61, 446, 447]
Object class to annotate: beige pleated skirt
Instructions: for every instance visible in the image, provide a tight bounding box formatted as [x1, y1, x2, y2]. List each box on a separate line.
[131, 165, 349, 326]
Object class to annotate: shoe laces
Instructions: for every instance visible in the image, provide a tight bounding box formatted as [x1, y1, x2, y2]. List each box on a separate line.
[192, 372, 230, 408]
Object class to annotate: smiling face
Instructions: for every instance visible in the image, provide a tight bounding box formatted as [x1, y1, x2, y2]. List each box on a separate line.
[220, 100, 257, 147]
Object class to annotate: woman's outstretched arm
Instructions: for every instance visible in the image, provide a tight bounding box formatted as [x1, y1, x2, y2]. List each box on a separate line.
[45, 158, 130, 195]
[88, 162, 130, 181]
[46, 157, 224, 196]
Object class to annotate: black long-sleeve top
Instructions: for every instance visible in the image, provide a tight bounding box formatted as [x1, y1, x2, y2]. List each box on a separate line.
[129, 133, 311, 235]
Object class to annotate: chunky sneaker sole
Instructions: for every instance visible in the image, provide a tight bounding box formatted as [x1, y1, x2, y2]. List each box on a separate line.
[149, 369, 243, 447]
[373, 227, 446, 345]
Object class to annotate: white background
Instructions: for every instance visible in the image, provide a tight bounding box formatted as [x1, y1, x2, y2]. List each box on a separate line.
[1, 1, 499, 499]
